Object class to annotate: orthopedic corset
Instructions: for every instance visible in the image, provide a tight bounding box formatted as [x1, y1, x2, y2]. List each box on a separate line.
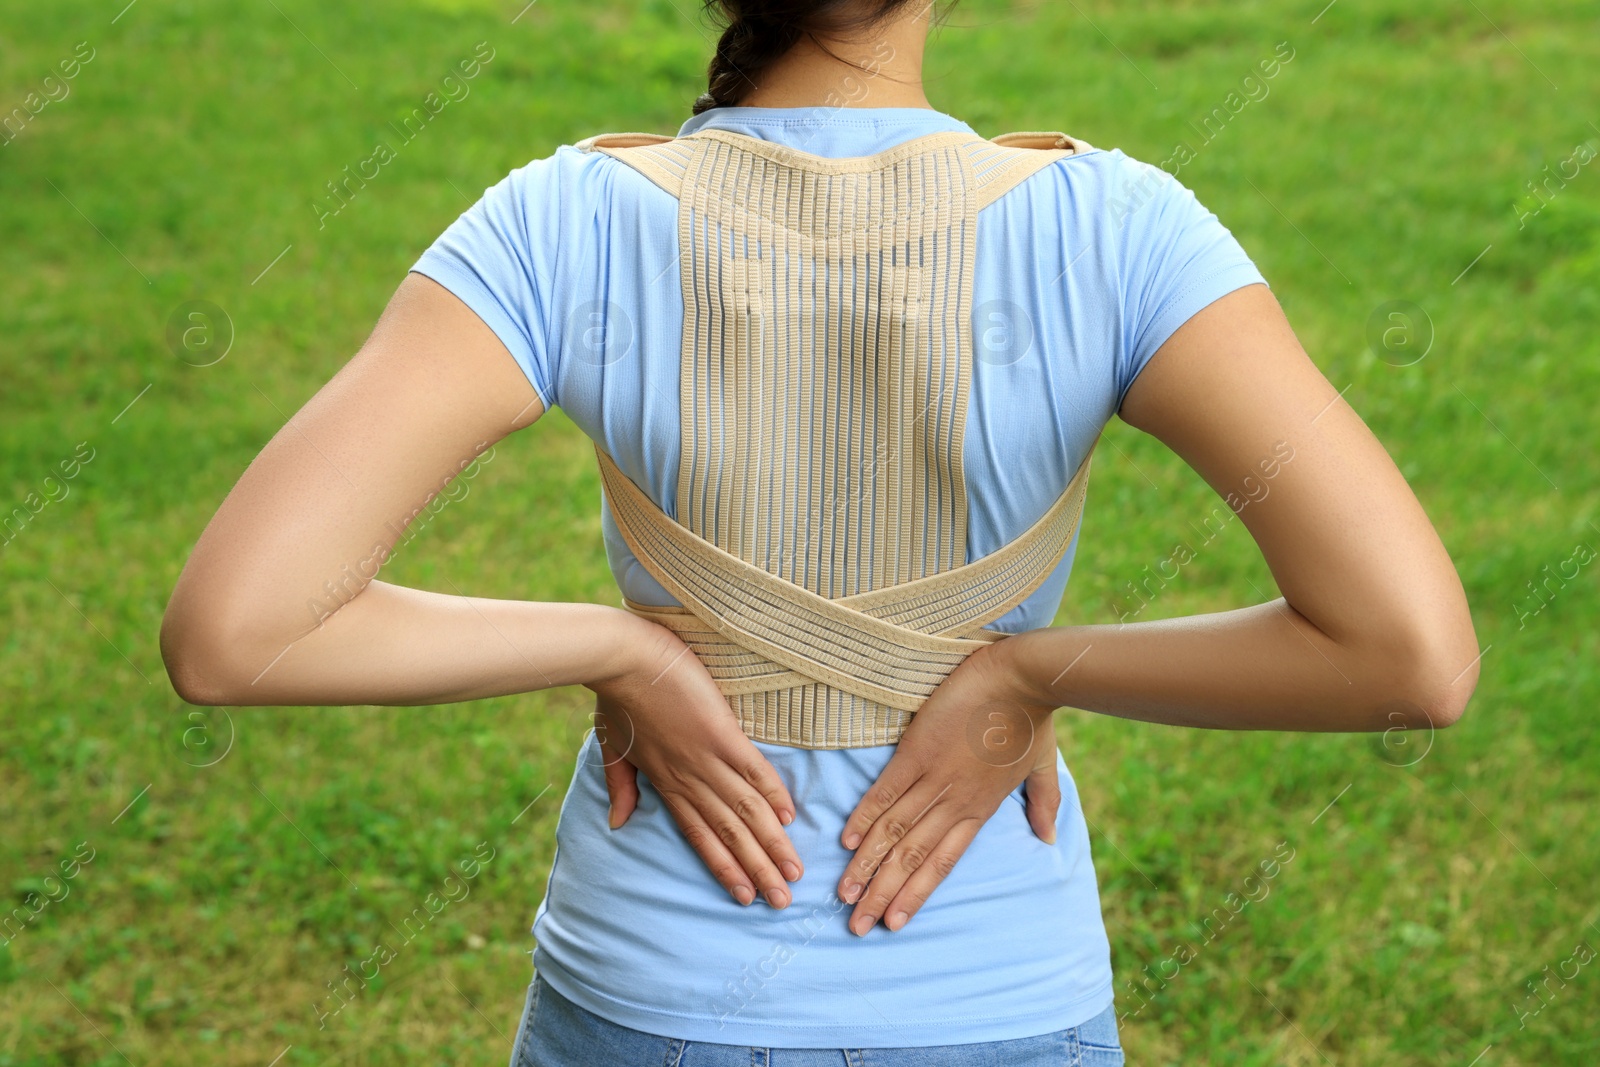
[574, 125, 1100, 748]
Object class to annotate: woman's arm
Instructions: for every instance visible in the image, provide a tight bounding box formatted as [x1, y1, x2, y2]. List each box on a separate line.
[1007, 281, 1481, 728]
[160, 272, 804, 908]
[160, 271, 566, 706]
[834, 282, 1481, 935]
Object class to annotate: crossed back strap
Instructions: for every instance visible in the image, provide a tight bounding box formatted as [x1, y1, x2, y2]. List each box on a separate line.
[576, 124, 1098, 748]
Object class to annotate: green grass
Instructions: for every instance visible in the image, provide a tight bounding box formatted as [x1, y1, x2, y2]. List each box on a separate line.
[2, 0, 1597, 1063]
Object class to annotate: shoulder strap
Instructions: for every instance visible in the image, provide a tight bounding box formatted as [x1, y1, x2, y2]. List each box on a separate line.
[991, 130, 1090, 150]
[572, 126, 1094, 207]
[572, 130, 696, 198]
[967, 129, 1095, 207]
[571, 131, 676, 150]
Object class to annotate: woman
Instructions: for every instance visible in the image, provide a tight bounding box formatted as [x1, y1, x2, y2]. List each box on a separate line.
[160, 0, 1480, 1063]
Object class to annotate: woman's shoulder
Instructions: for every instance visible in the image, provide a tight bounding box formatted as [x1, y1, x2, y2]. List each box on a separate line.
[493, 140, 615, 185]
[1033, 143, 1184, 201]
[541, 137, 686, 204]
[1021, 142, 1230, 243]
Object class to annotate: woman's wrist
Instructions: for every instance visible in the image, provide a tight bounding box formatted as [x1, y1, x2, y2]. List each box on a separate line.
[988, 625, 1086, 711]
[583, 605, 684, 696]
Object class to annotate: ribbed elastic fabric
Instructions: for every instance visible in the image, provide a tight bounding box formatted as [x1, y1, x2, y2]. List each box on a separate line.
[577, 127, 1100, 748]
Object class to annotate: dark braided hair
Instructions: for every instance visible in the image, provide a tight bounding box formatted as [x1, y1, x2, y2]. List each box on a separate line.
[692, 1, 945, 115]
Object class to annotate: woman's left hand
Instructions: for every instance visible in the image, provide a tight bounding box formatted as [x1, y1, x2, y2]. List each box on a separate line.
[835, 638, 1063, 935]
[587, 615, 804, 909]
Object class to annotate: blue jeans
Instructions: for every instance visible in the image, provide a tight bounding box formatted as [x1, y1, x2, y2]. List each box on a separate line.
[510, 973, 1125, 1066]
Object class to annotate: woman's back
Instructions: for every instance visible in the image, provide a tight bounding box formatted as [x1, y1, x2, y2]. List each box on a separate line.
[409, 104, 1268, 1044]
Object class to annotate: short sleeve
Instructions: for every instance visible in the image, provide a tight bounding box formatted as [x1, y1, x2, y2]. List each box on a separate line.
[1112, 153, 1268, 408]
[408, 154, 562, 410]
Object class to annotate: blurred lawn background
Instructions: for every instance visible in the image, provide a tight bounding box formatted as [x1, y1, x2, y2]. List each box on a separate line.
[2, 0, 1597, 1064]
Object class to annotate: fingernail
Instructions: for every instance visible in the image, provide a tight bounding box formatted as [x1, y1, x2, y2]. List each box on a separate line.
[1044, 827, 1057, 845]
[887, 910, 908, 931]
[841, 881, 862, 904]
[842, 831, 861, 850]
[781, 861, 801, 882]
[852, 915, 876, 936]
[765, 887, 790, 909]
[779, 810, 794, 826]
[607, 804, 618, 830]
[733, 885, 754, 906]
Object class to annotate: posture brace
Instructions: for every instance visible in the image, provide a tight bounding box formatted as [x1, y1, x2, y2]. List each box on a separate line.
[576, 125, 1100, 748]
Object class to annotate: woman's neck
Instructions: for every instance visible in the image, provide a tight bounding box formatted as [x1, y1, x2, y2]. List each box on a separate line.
[736, 8, 935, 110]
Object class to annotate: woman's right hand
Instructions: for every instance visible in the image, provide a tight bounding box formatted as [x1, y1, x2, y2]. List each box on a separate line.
[835, 637, 1063, 935]
[584, 613, 803, 909]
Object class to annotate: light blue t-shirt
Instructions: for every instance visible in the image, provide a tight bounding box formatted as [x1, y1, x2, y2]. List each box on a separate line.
[411, 105, 1267, 1047]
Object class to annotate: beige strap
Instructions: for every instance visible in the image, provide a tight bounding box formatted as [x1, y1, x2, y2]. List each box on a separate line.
[575, 126, 1094, 209]
[598, 437, 1095, 711]
[579, 123, 1097, 747]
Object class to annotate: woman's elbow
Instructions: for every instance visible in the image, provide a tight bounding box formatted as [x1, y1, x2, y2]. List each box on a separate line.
[1390, 616, 1481, 731]
[159, 589, 256, 706]
[162, 615, 228, 706]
